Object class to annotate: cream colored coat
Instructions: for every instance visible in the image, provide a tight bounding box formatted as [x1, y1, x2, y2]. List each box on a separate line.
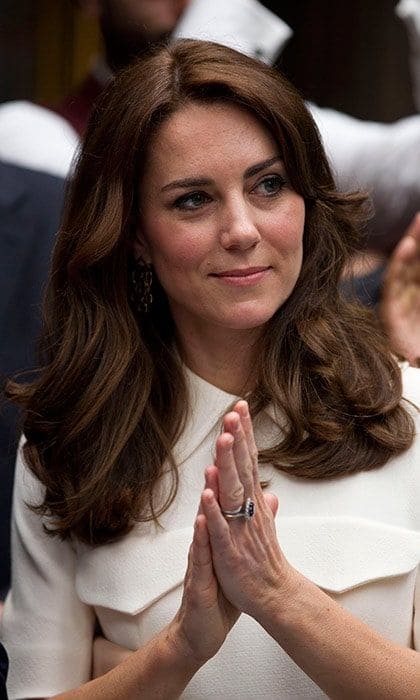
[2, 365, 420, 699]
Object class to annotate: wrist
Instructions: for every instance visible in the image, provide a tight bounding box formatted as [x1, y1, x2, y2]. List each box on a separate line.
[165, 620, 209, 670]
[254, 566, 310, 635]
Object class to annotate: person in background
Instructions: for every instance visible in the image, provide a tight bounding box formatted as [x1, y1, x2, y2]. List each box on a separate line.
[0, 161, 66, 600]
[2, 40, 420, 699]
[397, 0, 420, 111]
[53, 0, 288, 135]
[0, 102, 77, 178]
[54, 0, 192, 135]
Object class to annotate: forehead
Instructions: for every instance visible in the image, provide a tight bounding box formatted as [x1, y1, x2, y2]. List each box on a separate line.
[144, 101, 279, 175]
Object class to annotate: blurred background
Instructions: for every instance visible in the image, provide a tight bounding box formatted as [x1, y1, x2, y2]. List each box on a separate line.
[0, 0, 415, 122]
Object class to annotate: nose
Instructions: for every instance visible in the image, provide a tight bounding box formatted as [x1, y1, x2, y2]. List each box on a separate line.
[219, 198, 261, 251]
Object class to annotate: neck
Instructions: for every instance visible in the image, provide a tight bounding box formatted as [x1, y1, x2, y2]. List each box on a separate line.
[175, 323, 262, 396]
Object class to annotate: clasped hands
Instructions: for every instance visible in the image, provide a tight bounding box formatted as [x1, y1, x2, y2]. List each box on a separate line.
[166, 399, 296, 668]
[93, 400, 296, 677]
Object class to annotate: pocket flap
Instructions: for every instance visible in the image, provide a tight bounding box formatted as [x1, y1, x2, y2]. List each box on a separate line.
[278, 516, 420, 593]
[75, 517, 420, 615]
[75, 525, 192, 614]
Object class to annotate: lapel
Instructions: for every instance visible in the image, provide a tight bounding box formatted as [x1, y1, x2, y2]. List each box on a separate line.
[173, 367, 286, 466]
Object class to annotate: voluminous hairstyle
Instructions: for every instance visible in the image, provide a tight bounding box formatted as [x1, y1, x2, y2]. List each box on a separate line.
[8, 39, 415, 544]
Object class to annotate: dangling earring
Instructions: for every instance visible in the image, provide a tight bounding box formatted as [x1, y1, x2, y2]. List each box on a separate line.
[130, 258, 153, 314]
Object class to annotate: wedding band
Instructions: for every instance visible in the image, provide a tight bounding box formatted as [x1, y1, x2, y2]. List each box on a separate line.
[222, 497, 255, 520]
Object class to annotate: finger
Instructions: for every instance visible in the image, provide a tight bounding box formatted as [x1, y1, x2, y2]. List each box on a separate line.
[192, 515, 212, 568]
[204, 465, 220, 501]
[389, 236, 418, 274]
[188, 515, 215, 590]
[215, 432, 245, 512]
[197, 465, 219, 515]
[201, 488, 232, 549]
[223, 411, 254, 495]
[234, 400, 260, 487]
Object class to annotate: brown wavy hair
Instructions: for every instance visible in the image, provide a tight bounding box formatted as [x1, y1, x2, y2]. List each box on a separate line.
[7, 39, 415, 544]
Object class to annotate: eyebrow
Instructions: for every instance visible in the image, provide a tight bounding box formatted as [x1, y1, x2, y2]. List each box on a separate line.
[160, 156, 282, 193]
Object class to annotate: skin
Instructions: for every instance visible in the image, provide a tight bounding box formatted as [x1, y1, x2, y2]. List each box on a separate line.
[135, 101, 305, 392]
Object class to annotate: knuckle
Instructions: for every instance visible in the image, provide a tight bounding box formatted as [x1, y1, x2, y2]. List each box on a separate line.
[231, 484, 245, 500]
[224, 485, 244, 509]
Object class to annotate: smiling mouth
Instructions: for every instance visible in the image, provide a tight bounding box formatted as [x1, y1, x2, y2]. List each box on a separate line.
[210, 266, 272, 287]
[211, 266, 271, 277]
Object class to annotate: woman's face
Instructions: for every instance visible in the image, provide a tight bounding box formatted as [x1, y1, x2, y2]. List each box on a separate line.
[136, 101, 305, 337]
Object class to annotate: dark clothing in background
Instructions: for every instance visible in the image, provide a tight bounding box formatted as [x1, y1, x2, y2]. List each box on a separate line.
[0, 161, 65, 598]
[0, 642, 8, 700]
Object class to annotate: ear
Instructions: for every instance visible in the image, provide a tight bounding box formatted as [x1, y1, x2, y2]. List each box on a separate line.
[132, 228, 152, 264]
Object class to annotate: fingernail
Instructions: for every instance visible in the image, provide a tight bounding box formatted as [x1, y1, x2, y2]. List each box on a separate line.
[238, 401, 248, 416]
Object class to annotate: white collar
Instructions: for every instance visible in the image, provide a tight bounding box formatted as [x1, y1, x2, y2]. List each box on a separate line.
[174, 366, 283, 464]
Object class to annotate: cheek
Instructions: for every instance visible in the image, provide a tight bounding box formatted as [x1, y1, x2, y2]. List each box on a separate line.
[145, 220, 209, 273]
[268, 200, 305, 255]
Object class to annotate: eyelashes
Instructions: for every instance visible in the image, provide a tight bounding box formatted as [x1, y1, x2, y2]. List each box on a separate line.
[172, 173, 288, 212]
[254, 174, 287, 196]
[173, 191, 212, 211]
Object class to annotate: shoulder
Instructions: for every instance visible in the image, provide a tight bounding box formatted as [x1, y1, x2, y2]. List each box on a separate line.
[0, 159, 66, 209]
[0, 101, 79, 178]
[0, 162, 65, 296]
[12, 440, 45, 509]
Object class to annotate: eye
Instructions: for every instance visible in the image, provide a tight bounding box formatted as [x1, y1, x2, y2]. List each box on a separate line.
[173, 191, 212, 211]
[253, 174, 287, 196]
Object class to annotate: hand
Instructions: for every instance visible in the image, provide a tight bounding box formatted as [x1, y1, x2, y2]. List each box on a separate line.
[93, 480, 239, 678]
[200, 401, 298, 622]
[380, 212, 420, 366]
[168, 475, 239, 666]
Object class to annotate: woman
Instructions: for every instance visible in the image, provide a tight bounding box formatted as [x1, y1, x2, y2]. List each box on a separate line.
[2, 39, 420, 698]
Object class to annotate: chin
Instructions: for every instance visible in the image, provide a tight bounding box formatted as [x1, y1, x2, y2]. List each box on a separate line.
[216, 304, 279, 331]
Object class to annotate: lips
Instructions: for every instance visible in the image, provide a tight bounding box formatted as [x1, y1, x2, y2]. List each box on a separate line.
[212, 266, 270, 277]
